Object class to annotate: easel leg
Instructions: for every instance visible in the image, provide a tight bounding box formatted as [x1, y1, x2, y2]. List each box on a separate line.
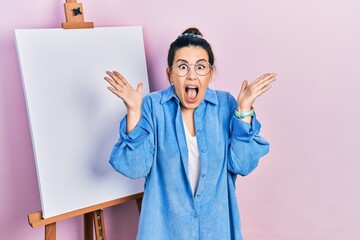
[84, 212, 94, 240]
[136, 197, 142, 214]
[93, 210, 106, 240]
[45, 223, 56, 240]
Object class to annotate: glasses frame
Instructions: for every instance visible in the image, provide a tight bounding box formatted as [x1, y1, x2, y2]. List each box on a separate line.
[170, 60, 213, 77]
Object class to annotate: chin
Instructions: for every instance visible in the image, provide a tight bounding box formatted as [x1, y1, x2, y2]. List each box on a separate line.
[180, 97, 203, 110]
[181, 103, 198, 110]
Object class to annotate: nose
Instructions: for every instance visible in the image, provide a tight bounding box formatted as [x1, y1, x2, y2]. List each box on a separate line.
[187, 65, 197, 80]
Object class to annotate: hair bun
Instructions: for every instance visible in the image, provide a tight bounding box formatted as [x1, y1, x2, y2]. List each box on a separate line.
[182, 27, 203, 37]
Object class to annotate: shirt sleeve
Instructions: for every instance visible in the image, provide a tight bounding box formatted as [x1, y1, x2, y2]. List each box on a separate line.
[227, 106, 270, 176]
[109, 96, 155, 179]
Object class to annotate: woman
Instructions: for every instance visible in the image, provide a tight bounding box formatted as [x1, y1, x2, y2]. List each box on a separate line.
[104, 27, 276, 240]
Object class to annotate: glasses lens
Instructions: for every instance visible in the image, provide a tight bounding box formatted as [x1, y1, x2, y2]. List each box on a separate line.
[174, 63, 189, 77]
[195, 61, 211, 76]
[173, 61, 211, 77]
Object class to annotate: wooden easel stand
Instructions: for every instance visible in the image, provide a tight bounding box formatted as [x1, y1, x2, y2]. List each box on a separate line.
[28, 192, 143, 240]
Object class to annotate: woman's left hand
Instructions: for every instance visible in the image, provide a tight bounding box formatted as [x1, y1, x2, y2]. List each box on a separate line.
[237, 73, 277, 111]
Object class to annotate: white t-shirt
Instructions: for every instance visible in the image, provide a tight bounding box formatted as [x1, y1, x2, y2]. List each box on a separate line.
[183, 122, 201, 195]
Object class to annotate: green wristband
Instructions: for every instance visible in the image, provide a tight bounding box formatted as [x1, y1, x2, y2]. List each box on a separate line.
[235, 108, 254, 119]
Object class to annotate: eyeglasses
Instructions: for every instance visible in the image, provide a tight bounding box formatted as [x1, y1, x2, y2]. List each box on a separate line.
[171, 60, 213, 77]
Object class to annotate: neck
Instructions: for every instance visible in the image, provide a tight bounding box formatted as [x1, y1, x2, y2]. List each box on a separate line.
[181, 107, 196, 136]
[181, 105, 195, 114]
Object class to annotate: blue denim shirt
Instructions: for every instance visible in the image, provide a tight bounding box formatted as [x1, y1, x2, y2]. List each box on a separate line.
[109, 86, 269, 240]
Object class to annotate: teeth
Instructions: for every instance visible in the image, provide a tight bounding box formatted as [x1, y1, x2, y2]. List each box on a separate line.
[186, 86, 197, 89]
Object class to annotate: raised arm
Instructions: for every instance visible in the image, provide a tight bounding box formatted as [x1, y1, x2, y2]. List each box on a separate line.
[228, 73, 276, 176]
[104, 71, 143, 133]
[104, 71, 154, 179]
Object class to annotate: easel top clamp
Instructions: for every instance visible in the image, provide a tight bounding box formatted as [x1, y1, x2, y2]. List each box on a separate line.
[62, 0, 94, 29]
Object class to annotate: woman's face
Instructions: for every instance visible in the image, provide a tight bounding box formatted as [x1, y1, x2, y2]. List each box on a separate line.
[167, 46, 214, 110]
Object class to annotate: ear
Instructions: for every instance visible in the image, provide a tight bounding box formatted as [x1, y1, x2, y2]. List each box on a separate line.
[166, 67, 173, 83]
[209, 67, 215, 83]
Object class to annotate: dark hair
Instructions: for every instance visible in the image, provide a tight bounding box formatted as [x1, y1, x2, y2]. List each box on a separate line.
[167, 27, 215, 69]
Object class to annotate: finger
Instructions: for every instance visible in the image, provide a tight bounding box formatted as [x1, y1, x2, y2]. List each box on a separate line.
[256, 73, 276, 83]
[250, 73, 276, 87]
[256, 84, 272, 97]
[113, 71, 130, 87]
[104, 76, 122, 90]
[106, 71, 125, 87]
[248, 73, 270, 86]
[107, 86, 120, 96]
[251, 74, 277, 90]
[241, 80, 248, 91]
[261, 72, 276, 78]
[248, 75, 276, 99]
[255, 76, 277, 90]
[107, 86, 128, 101]
[251, 82, 275, 98]
[136, 83, 143, 94]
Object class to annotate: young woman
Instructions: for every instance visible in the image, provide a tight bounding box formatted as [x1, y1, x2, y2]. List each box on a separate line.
[104, 27, 276, 240]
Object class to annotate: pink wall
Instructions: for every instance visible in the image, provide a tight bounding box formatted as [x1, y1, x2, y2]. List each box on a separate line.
[1, 0, 359, 239]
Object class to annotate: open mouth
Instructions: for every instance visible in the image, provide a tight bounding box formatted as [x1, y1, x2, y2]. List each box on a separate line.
[185, 85, 199, 103]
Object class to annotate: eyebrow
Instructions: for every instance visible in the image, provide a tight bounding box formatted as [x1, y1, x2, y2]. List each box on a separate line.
[176, 58, 207, 64]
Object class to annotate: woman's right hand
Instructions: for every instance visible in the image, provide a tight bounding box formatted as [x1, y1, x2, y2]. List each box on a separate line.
[104, 71, 143, 113]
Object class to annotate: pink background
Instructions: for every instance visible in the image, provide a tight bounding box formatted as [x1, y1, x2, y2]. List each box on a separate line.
[1, 0, 359, 239]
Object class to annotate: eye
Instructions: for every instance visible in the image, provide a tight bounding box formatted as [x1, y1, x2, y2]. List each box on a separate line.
[178, 64, 189, 70]
[196, 64, 206, 70]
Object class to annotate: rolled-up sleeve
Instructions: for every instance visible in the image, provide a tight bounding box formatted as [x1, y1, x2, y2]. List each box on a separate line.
[109, 97, 155, 179]
[228, 113, 270, 176]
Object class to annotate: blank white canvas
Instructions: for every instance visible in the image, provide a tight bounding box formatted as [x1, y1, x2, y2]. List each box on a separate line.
[15, 26, 148, 218]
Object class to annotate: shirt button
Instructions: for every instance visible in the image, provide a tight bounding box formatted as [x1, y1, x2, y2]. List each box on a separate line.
[201, 174, 206, 177]
[193, 213, 198, 218]
[201, 149, 206, 153]
[196, 193, 201, 198]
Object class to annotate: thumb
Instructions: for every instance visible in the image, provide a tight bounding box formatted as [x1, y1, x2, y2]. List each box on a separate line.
[241, 80, 248, 91]
[136, 83, 143, 93]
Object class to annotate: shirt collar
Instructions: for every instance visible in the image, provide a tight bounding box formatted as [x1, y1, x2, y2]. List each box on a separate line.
[160, 86, 219, 105]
